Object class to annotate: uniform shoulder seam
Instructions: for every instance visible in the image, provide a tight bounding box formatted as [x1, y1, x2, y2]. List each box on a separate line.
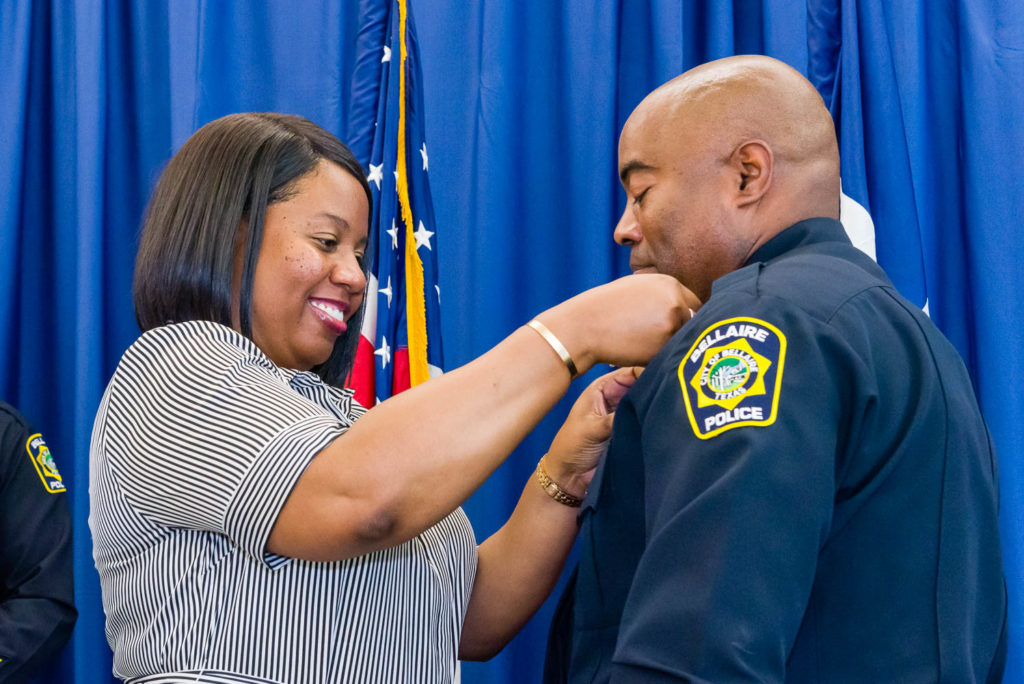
[0, 403, 31, 431]
[822, 283, 899, 326]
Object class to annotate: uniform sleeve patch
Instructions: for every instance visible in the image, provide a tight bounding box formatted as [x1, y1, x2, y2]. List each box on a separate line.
[25, 433, 66, 493]
[678, 317, 786, 439]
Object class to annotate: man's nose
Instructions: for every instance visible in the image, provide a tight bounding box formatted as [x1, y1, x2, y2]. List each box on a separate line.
[613, 205, 641, 246]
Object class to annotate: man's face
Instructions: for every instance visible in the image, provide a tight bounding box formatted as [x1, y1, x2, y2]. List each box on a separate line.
[613, 103, 748, 302]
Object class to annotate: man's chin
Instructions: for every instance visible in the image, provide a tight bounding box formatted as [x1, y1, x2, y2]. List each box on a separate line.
[631, 266, 659, 275]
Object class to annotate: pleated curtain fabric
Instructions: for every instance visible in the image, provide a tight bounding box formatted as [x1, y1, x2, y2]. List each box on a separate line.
[1, 1, 1021, 682]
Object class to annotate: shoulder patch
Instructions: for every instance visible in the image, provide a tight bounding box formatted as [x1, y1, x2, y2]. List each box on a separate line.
[25, 433, 66, 493]
[678, 317, 786, 439]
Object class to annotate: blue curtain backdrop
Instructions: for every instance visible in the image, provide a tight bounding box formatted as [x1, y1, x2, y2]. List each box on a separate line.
[1, 1, 1020, 682]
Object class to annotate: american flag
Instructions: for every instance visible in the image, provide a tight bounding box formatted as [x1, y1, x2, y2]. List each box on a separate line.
[346, 0, 443, 406]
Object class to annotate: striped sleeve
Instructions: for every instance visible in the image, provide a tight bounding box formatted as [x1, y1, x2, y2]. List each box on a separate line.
[102, 321, 348, 566]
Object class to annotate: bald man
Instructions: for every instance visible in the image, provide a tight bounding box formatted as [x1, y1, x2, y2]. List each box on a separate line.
[544, 56, 1006, 683]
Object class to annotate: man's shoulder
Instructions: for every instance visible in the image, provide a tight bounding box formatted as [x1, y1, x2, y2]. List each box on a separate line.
[635, 249, 888, 407]
[710, 244, 893, 326]
[632, 245, 907, 408]
[765, 246, 888, 294]
[664, 252, 862, 357]
[0, 403, 38, 482]
[0, 401, 29, 431]
[0, 402, 33, 449]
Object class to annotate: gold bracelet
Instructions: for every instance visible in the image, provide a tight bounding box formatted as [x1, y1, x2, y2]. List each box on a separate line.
[535, 457, 583, 507]
[527, 319, 579, 380]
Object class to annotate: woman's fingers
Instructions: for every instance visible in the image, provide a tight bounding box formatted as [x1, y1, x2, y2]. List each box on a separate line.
[595, 366, 644, 414]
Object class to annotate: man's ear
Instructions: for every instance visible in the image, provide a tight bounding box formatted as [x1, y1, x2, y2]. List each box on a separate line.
[731, 140, 772, 207]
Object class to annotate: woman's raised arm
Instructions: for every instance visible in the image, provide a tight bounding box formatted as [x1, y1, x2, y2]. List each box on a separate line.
[266, 274, 691, 561]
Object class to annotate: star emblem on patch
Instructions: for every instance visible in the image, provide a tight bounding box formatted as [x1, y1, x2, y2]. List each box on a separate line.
[689, 338, 772, 410]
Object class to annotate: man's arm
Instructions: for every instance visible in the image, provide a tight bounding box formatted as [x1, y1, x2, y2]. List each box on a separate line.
[0, 410, 77, 682]
[609, 307, 848, 681]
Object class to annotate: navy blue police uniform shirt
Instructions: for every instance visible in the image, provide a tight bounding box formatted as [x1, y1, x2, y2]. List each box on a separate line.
[0, 402, 76, 683]
[545, 218, 1007, 683]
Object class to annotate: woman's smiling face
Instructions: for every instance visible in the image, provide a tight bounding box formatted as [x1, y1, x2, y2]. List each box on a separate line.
[247, 160, 368, 371]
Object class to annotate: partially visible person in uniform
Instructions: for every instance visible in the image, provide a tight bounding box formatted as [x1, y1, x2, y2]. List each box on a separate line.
[0, 401, 76, 683]
[89, 112, 691, 683]
[545, 55, 1007, 682]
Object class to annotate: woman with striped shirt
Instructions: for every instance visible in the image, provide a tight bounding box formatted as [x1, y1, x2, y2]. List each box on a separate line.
[89, 113, 693, 683]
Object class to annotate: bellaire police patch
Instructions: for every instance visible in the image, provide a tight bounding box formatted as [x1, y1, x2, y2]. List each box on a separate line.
[678, 317, 786, 439]
[25, 433, 66, 493]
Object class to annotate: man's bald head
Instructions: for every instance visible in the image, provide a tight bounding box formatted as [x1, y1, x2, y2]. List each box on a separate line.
[614, 56, 841, 300]
[634, 55, 839, 227]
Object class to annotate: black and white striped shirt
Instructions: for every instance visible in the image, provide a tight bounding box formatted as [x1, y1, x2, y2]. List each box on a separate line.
[89, 321, 477, 683]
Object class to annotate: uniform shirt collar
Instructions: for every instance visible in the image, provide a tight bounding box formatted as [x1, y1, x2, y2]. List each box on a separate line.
[710, 217, 849, 296]
[744, 217, 850, 266]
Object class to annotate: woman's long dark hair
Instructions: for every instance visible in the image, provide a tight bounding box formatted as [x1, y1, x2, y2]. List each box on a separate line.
[133, 113, 372, 386]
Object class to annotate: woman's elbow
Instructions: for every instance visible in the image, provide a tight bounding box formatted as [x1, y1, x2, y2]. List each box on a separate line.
[458, 632, 512, 662]
[458, 643, 500, 662]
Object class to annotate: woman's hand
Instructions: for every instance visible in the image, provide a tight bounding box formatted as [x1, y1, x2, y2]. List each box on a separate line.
[536, 274, 699, 375]
[460, 366, 644, 659]
[543, 366, 642, 498]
